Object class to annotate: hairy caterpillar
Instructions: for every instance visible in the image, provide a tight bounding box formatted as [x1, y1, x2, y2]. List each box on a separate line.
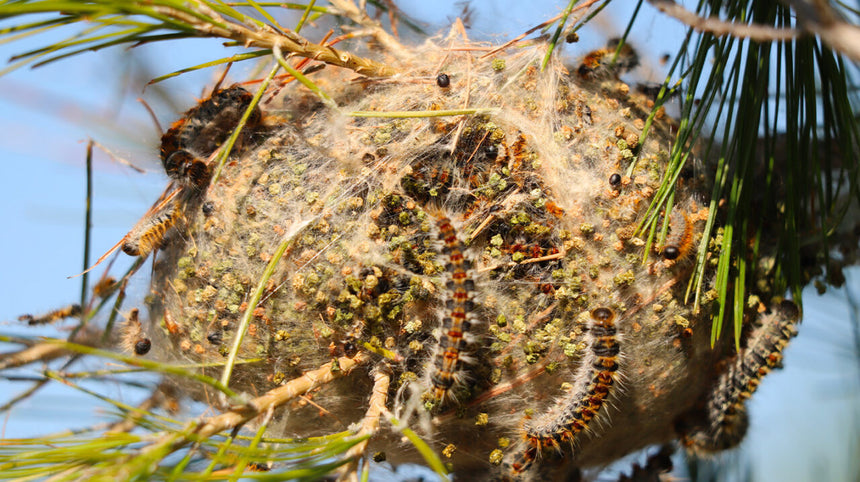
[428, 216, 478, 403]
[683, 300, 800, 452]
[661, 209, 694, 261]
[160, 86, 261, 188]
[121, 202, 181, 257]
[17, 304, 82, 325]
[513, 307, 621, 473]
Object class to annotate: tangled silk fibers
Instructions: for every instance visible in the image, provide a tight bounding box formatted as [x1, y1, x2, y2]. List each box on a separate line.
[146, 38, 797, 479]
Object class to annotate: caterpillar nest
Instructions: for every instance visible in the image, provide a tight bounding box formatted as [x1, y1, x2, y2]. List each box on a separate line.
[138, 33, 800, 480]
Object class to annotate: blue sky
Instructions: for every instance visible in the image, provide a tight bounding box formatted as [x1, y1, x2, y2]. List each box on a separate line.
[0, 1, 857, 480]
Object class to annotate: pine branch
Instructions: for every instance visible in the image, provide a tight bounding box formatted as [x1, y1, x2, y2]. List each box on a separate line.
[0, 0, 396, 77]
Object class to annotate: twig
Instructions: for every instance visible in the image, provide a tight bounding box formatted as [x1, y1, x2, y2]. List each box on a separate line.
[648, 0, 800, 41]
[782, 0, 860, 62]
[0, 329, 97, 371]
[0, 378, 49, 413]
[0, 342, 69, 371]
[192, 353, 370, 441]
[338, 366, 390, 481]
[106, 388, 163, 434]
[140, 2, 397, 77]
[327, 0, 410, 60]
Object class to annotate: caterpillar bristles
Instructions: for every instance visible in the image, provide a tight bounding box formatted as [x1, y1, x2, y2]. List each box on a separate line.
[425, 213, 482, 406]
[512, 307, 622, 474]
[660, 208, 695, 262]
[120, 201, 182, 258]
[682, 300, 800, 453]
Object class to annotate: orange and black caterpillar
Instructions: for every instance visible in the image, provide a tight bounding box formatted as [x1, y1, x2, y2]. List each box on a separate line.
[683, 300, 799, 452]
[661, 208, 694, 261]
[429, 216, 478, 403]
[18, 304, 82, 325]
[121, 202, 182, 257]
[512, 307, 621, 473]
[577, 38, 640, 79]
[160, 86, 261, 188]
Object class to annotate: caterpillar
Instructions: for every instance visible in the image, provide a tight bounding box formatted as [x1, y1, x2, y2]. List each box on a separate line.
[682, 300, 800, 452]
[162, 149, 211, 190]
[18, 304, 82, 325]
[120, 308, 151, 356]
[160, 86, 261, 188]
[512, 307, 621, 473]
[428, 216, 478, 403]
[121, 202, 182, 257]
[577, 38, 640, 79]
[661, 208, 694, 261]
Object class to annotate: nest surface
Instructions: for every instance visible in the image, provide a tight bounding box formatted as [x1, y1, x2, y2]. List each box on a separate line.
[143, 38, 794, 478]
